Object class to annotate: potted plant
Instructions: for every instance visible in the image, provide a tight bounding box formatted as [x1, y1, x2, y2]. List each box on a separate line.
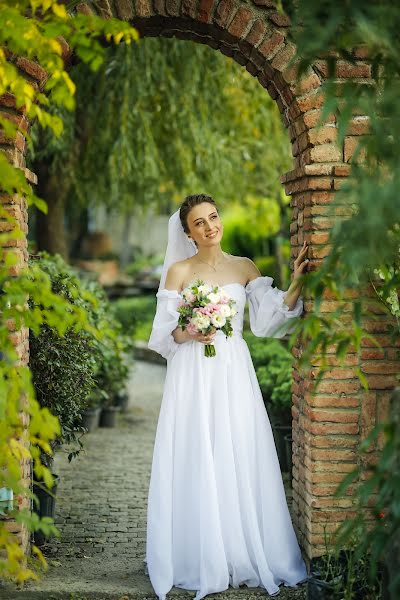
[307, 525, 384, 599]
[81, 392, 103, 432]
[28, 252, 111, 543]
[96, 335, 133, 427]
[90, 287, 135, 427]
[115, 388, 129, 413]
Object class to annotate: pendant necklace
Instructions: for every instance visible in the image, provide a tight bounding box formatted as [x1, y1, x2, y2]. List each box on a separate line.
[196, 251, 229, 272]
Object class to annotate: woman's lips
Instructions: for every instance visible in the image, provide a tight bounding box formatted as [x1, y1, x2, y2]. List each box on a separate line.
[207, 231, 218, 238]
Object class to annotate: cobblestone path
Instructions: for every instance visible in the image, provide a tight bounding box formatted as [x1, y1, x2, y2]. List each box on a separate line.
[2, 360, 307, 600]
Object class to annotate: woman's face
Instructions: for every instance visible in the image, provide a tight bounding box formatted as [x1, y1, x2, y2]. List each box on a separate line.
[186, 203, 223, 247]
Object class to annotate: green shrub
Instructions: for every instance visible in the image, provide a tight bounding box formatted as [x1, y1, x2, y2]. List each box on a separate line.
[29, 252, 102, 462]
[91, 290, 135, 408]
[111, 295, 156, 340]
[29, 252, 134, 461]
[243, 332, 293, 421]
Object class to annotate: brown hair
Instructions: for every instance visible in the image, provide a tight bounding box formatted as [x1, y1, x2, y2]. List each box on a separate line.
[179, 194, 218, 239]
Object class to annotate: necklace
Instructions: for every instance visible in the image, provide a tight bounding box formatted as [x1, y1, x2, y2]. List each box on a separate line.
[196, 251, 229, 272]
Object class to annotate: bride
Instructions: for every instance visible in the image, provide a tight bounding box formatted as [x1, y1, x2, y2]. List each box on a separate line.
[145, 193, 309, 599]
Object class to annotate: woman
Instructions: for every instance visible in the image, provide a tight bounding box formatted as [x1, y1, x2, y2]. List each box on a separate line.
[145, 194, 309, 599]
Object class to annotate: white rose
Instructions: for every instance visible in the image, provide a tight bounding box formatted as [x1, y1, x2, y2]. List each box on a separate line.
[198, 284, 212, 295]
[192, 313, 210, 330]
[208, 292, 221, 304]
[211, 313, 226, 328]
[219, 304, 232, 318]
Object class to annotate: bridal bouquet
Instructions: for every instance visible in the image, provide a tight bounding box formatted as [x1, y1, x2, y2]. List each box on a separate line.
[177, 279, 238, 357]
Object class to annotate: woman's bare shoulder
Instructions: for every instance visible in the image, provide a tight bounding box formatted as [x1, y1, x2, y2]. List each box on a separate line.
[233, 256, 261, 278]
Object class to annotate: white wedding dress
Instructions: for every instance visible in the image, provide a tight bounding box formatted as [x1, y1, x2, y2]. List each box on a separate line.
[145, 276, 308, 600]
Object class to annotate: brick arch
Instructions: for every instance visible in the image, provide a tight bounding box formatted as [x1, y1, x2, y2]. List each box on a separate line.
[2, 0, 393, 569]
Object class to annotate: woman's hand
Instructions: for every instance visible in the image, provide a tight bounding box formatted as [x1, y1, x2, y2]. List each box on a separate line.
[190, 327, 216, 344]
[293, 240, 309, 282]
[173, 326, 216, 344]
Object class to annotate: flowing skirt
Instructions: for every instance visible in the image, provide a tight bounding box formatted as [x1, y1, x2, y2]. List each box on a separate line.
[145, 332, 308, 599]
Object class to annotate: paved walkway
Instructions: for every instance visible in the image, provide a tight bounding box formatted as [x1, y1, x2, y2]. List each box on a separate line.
[2, 360, 306, 600]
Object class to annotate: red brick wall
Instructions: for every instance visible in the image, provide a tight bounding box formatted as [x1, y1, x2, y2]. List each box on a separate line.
[1, 0, 398, 563]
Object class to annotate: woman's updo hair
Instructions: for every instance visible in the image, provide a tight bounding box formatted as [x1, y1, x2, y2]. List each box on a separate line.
[179, 194, 218, 238]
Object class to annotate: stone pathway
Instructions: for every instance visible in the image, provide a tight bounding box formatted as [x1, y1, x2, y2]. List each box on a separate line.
[2, 359, 307, 600]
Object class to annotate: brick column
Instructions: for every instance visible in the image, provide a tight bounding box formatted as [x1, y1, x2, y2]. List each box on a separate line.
[0, 72, 39, 561]
[281, 165, 398, 558]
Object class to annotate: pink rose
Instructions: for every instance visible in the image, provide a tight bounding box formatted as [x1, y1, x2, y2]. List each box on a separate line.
[207, 303, 220, 312]
[186, 321, 198, 335]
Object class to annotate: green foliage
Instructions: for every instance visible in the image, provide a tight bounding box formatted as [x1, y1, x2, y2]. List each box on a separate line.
[30, 251, 134, 418]
[89, 288, 135, 408]
[243, 333, 293, 413]
[27, 36, 292, 216]
[333, 389, 400, 596]
[309, 526, 383, 599]
[124, 254, 163, 279]
[220, 199, 278, 257]
[111, 295, 156, 338]
[0, 0, 138, 212]
[283, 1, 400, 595]
[28, 252, 102, 462]
[0, 0, 138, 583]
[280, 0, 400, 380]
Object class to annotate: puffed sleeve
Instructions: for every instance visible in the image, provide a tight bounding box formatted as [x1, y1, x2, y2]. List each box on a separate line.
[147, 289, 181, 361]
[245, 276, 303, 338]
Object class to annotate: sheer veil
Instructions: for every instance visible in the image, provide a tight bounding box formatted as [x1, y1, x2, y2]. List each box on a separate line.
[157, 208, 198, 292]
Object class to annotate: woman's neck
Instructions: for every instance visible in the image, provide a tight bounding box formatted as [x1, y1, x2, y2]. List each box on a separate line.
[195, 244, 226, 266]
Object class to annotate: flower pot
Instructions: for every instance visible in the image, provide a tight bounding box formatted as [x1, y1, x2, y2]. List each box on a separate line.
[307, 575, 344, 600]
[81, 406, 101, 432]
[271, 424, 291, 472]
[284, 433, 293, 476]
[99, 405, 121, 427]
[32, 473, 60, 547]
[115, 390, 129, 413]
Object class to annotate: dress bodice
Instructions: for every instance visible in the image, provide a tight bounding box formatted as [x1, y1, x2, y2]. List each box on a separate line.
[147, 276, 304, 361]
[215, 283, 247, 337]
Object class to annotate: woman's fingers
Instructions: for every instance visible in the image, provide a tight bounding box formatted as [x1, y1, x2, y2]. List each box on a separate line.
[294, 243, 308, 267]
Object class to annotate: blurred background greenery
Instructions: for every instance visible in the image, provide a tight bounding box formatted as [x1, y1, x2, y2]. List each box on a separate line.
[27, 36, 294, 292]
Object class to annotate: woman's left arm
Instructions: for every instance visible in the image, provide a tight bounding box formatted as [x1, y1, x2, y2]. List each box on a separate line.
[282, 241, 309, 311]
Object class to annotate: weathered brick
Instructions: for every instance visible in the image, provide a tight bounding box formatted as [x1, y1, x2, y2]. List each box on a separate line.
[296, 89, 325, 112]
[181, 0, 197, 18]
[304, 406, 359, 424]
[307, 144, 342, 163]
[344, 136, 366, 162]
[197, 0, 215, 22]
[15, 57, 48, 85]
[315, 59, 371, 79]
[214, 0, 236, 28]
[135, 0, 152, 17]
[268, 10, 290, 27]
[165, 0, 180, 16]
[246, 19, 266, 46]
[271, 41, 296, 72]
[251, 0, 275, 6]
[227, 6, 253, 38]
[258, 30, 285, 60]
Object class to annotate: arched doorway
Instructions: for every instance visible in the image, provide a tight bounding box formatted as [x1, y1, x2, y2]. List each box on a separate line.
[2, 0, 392, 565]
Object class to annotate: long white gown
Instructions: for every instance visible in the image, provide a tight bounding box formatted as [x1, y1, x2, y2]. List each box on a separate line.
[145, 276, 308, 599]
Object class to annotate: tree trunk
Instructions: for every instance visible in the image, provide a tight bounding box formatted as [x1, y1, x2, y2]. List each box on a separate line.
[34, 161, 69, 260]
